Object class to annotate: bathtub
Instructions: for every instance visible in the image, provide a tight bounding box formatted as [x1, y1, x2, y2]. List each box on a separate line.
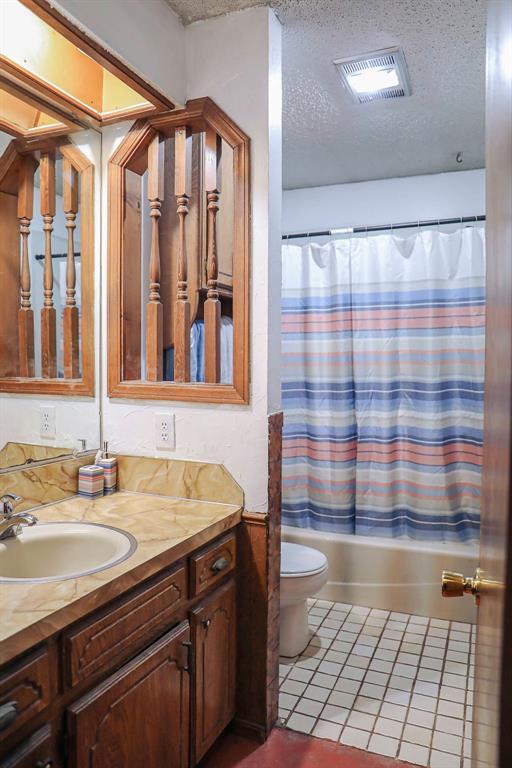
[282, 525, 478, 624]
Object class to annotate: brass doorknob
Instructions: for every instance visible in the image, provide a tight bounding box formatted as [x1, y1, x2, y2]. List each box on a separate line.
[442, 569, 482, 600]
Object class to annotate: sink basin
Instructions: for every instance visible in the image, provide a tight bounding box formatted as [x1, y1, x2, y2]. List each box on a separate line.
[0, 522, 137, 583]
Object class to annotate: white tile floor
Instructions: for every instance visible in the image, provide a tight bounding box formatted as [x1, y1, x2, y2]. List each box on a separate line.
[279, 599, 474, 768]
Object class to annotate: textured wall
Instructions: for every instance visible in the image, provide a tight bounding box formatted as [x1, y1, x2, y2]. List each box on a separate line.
[101, 8, 283, 513]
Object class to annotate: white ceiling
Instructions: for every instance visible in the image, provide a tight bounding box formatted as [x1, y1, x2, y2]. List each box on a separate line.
[167, 0, 487, 189]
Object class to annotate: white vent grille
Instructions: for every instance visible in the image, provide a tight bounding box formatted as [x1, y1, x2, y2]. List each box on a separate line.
[359, 87, 406, 103]
[334, 47, 411, 104]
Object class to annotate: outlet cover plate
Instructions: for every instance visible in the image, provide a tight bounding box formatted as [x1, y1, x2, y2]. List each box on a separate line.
[155, 412, 175, 450]
[40, 405, 56, 439]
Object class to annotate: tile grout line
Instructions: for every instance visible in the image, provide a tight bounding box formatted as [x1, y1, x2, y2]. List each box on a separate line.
[278, 599, 473, 768]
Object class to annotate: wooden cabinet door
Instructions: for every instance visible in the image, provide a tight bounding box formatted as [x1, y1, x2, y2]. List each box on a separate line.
[191, 580, 236, 764]
[67, 621, 190, 768]
[0, 726, 53, 768]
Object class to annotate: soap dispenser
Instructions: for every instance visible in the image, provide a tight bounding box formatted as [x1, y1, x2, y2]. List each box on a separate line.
[98, 441, 118, 495]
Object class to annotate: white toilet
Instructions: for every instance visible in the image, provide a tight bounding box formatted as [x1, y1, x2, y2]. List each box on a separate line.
[280, 541, 328, 658]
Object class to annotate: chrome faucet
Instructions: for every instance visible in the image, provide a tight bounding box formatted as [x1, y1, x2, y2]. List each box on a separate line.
[0, 494, 38, 541]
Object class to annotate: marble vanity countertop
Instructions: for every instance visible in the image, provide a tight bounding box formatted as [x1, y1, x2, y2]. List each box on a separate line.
[0, 491, 242, 665]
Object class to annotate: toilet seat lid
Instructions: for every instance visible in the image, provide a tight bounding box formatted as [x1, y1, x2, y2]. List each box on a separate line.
[281, 542, 327, 577]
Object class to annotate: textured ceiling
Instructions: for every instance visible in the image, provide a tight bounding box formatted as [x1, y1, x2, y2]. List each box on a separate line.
[165, 0, 266, 24]
[167, 0, 487, 189]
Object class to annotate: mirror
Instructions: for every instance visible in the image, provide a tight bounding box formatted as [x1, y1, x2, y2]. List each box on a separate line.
[0, 0, 184, 473]
[0, 126, 101, 469]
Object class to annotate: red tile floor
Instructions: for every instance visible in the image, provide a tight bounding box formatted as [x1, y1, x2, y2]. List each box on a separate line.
[199, 728, 421, 768]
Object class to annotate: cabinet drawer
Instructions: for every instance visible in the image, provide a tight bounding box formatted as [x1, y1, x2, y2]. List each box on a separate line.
[64, 564, 187, 687]
[190, 533, 236, 597]
[0, 725, 53, 768]
[0, 650, 52, 742]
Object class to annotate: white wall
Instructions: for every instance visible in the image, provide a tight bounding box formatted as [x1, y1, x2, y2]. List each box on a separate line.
[52, 0, 186, 106]
[283, 169, 485, 235]
[101, 8, 282, 512]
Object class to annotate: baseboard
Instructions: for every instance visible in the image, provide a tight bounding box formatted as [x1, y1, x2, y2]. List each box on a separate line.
[231, 717, 268, 743]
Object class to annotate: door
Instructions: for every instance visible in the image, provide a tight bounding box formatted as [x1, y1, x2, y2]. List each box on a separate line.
[191, 580, 236, 764]
[467, 2, 512, 766]
[67, 621, 190, 768]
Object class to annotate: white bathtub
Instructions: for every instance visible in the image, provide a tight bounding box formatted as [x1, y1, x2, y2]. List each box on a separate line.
[282, 526, 478, 624]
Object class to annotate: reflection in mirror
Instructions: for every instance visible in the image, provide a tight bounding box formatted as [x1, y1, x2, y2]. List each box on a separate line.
[0, 143, 83, 379]
[0, 441, 73, 470]
[0, 128, 101, 468]
[0, 0, 173, 125]
[0, 130, 95, 390]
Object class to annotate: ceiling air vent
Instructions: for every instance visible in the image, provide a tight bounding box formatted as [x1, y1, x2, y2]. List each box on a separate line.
[334, 47, 411, 104]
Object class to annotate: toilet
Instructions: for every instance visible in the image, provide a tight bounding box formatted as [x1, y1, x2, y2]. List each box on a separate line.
[280, 541, 328, 658]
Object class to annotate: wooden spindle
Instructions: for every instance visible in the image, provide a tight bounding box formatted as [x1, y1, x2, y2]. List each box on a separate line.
[40, 151, 57, 378]
[174, 126, 192, 382]
[204, 129, 223, 384]
[145, 134, 164, 381]
[62, 158, 80, 378]
[17, 156, 37, 378]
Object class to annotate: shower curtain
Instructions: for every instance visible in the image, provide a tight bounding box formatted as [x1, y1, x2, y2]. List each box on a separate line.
[281, 227, 485, 542]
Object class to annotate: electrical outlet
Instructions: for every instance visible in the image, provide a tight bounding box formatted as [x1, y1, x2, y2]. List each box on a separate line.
[155, 412, 175, 450]
[39, 405, 56, 438]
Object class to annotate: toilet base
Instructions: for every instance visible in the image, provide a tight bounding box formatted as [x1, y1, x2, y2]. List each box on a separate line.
[280, 598, 310, 657]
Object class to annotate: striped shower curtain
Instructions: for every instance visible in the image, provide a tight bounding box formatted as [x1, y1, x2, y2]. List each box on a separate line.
[281, 227, 485, 542]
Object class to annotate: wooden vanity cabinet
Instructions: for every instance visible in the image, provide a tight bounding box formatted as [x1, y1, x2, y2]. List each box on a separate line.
[0, 530, 238, 768]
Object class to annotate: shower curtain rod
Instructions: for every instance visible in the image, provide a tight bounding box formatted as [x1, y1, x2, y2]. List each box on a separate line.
[282, 214, 486, 241]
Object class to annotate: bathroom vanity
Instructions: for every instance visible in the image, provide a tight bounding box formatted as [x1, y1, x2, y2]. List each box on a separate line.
[0, 491, 241, 767]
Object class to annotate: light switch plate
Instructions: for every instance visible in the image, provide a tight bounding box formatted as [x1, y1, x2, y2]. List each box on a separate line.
[40, 405, 56, 438]
[155, 412, 175, 450]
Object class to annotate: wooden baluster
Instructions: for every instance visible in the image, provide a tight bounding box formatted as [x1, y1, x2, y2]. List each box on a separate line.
[17, 156, 37, 377]
[40, 151, 57, 378]
[204, 129, 223, 384]
[145, 134, 164, 381]
[62, 158, 80, 378]
[174, 126, 192, 382]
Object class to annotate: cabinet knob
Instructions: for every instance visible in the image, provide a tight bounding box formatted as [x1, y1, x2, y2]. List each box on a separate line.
[35, 761, 52, 768]
[211, 556, 229, 573]
[0, 700, 18, 731]
[202, 618, 211, 630]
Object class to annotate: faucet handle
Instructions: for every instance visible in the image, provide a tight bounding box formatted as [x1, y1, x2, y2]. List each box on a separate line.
[0, 494, 22, 518]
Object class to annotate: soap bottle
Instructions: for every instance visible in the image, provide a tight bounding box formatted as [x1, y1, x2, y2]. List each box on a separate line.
[98, 441, 118, 495]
